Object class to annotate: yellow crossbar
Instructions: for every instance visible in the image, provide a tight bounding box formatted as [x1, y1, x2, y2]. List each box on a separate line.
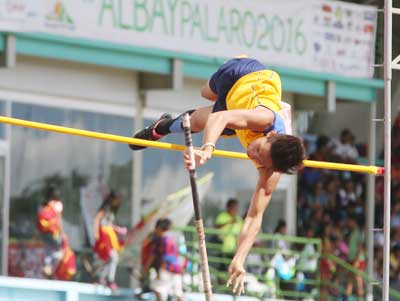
[0, 116, 383, 175]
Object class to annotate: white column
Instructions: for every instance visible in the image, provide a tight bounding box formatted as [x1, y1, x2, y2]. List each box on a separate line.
[131, 94, 144, 226]
[325, 80, 336, 113]
[1, 35, 16, 68]
[172, 59, 183, 90]
[366, 102, 376, 301]
[1, 100, 11, 275]
[382, 1, 392, 300]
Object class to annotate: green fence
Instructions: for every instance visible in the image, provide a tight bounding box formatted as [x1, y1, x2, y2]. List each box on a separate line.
[176, 226, 322, 300]
[321, 254, 400, 301]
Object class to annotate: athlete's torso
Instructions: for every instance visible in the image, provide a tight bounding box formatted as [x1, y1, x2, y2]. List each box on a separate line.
[209, 58, 285, 149]
[209, 58, 266, 108]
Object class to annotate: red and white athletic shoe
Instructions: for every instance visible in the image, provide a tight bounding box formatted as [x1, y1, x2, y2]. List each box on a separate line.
[129, 113, 172, 150]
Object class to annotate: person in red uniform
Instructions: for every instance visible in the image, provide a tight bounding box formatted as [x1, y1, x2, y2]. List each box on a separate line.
[37, 186, 66, 278]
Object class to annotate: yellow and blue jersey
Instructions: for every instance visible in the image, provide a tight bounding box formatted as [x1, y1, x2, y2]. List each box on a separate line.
[209, 58, 285, 149]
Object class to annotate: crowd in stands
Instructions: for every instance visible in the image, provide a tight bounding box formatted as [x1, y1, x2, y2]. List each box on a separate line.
[297, 113, 400, 300]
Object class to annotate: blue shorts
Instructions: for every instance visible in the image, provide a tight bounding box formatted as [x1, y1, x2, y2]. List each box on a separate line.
[210, 58, 266, 136]
[209, 58, 286, 136]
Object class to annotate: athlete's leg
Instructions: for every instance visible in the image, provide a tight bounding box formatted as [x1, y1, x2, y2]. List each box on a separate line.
[155, 105, 213, 134]
[201, 81, 217, 102]
[129, 106, 213, 150]
[188, 105, 213, 132]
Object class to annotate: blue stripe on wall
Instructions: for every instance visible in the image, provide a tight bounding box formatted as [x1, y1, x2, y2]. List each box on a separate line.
[0, 32, 384, 103]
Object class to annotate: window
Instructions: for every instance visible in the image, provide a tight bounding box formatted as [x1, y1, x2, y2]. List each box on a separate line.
[10, 103, 133, 250]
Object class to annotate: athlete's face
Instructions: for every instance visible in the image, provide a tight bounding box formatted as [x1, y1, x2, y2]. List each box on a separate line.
[247, 136, 273, 169]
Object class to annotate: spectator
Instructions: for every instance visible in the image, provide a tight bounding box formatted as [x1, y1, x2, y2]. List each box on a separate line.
[140, 219, 173, 293]
[392, 114, 400, 181]
[273, 219, 290, 254]
[345, 215, 365, 299]
[331, 230, 349, 261]
[298, 135, 333, 191]
[54, 237, 77, 281]
[310, 135, 333, 162]
[391, 227, 400, 247]
[324, 177, 340, 220]
[309, 208, 324, 237]
[390, 244, 400, 282]
[337, 180, 358, 208]
[93, 191, 126, 291]
[297, 227, 318, 292]
[214, 198, 243, 276]
[306, 180, 328, 208]
[352, 197, 365, 224]
[375, 178, 385, 229]
[148, 218, 185, 301]
[347, 216, 364, 264]
[320, 226, 336, 280]
[270, 220, 296, 300]
[334, 129, 359, 163]
[391, 187, 400, 231]
[300, 167, 322, 191]
[37, 186, 65, 278]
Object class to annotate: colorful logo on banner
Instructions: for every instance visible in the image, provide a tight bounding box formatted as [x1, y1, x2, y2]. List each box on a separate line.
[311, 1, 377, 75]
[46, 0, 74, 29]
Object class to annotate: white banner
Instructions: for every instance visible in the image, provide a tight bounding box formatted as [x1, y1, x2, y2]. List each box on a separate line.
[0, 0, 377, 78]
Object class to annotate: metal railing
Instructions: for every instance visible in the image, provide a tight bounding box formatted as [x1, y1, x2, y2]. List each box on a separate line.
[321, 254, 400, 301]
[175, 226, 322, 300]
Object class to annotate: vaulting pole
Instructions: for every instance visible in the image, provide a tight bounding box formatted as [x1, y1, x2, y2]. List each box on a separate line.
[182, 113, 212, 301]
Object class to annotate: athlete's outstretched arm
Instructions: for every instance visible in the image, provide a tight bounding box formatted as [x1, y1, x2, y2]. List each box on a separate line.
[204, 106, 274, 144]
[187, 107, 275, 166]
[227, 169, 280, 295]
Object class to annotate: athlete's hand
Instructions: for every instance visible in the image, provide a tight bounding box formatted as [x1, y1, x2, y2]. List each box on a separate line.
[183, 149, 212, 169]
[227, 259, 246, 295]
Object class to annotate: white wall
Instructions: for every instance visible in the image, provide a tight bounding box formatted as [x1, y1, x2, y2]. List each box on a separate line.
[310, 102, 371, 143]
[145, 79, 209, 115]
[0, 56, 139, 108]
[294, 93, 372, 143]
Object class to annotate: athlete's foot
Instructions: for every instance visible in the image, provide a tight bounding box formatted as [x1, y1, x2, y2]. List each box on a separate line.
[129, 113, 173, 150]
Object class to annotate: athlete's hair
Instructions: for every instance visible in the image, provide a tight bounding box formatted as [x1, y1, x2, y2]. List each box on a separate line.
[269, 134, 306, 174]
